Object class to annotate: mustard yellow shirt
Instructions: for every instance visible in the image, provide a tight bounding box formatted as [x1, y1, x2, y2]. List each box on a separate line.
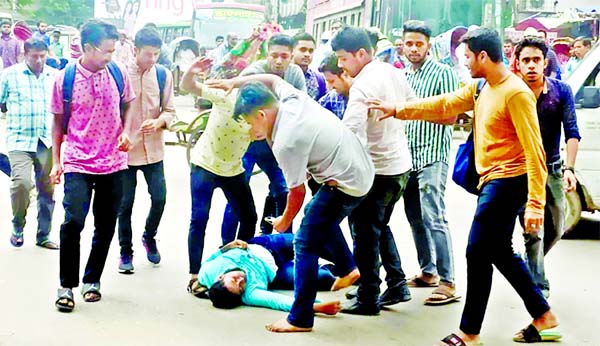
[397, 73, 547, 214]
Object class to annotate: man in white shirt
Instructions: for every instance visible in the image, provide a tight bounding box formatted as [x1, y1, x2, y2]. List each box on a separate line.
[206, 73, 374, 333]
[331, 26, 415, 315]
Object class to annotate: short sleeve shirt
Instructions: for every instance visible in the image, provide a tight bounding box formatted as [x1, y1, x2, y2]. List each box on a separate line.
[50, 61, 135, 175]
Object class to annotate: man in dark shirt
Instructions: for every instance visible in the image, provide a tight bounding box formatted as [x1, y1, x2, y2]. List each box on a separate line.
[515, 37, 580, 298]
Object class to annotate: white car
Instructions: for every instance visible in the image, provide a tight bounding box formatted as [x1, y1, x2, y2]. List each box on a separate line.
[563, 42, 600, 234]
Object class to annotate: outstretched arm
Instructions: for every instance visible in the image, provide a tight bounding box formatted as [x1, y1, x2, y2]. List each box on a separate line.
[205, 74, 285, 94]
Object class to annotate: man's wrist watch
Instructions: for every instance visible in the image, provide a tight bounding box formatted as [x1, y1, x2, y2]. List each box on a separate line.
[562, 165, 575, 173]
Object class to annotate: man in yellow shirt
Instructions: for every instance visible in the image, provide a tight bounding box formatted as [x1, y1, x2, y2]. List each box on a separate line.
[368, 28, 560, 345]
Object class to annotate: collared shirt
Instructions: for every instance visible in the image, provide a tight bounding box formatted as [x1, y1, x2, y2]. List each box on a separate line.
[398, 74, 547, 214]
[241, 60, 307, 92]
[32, 31, 50, 46]
[0, 34, 21, 68]
[49, 41, 64, 58]
[190, 86, 252, 177]
[404, 58, 459, 170]
[318, 90, 347, 119]
[304, 68, 326, 100]
[537, 78, 581, 164]
[272, 81, 374, 197]
[198, 245, 298, 312]
[50, 60, 135, 174]
[124, 62, 176, 166]
[0, 63, 56, 152]
[343, 59, 414, 175]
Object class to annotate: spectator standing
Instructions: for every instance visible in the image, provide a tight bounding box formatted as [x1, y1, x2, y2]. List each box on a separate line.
[117, 28, 176, 273]
[32, 21, 50, 46]
[51, 20, 135, 312]
[114, 31, 134, 65]
[1, 39, 58, 249]
[292, 32, 326, 100]
[0, 20, 22, 69]
[317, 52, 352, 119]
[401, 21, 460, 305]
[49, 30, 64, 58]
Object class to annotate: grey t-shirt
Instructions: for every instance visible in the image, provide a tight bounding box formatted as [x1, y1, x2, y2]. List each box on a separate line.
[271, 81, 374, 197]
[241, 60, 307, 92]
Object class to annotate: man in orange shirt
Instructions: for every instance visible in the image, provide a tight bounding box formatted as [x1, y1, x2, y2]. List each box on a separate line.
[368, 28, 560, 345]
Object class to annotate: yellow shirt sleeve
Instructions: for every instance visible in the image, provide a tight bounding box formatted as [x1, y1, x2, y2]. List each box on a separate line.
[396, 82, 477, 122]
[506, 91, 547, 214]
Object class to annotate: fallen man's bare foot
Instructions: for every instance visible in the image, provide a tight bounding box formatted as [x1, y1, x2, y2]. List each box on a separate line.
[331, 268, 360, 291]
[313, 301, 341, 315]
[265, 319, 312, 333]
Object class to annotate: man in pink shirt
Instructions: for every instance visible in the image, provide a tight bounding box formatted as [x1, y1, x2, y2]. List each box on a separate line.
[50, 20, 135, 312]
[117, 28, 175, 273]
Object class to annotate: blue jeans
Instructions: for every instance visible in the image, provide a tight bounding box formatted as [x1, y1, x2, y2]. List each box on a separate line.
[221, 140, 289, 241]
[60, 171, 123, 288]
[460, 175, 550, 335]
[523, 169, 565, 296]
[349, 173, 410, 305]
[0, 152, 10, 176]
[404, 162, 454, 284]
[8, 141, 55, 243]
[288, 186, 362, 328]
[188, 165, 257, 274]
[248, 233, 347, 291]
[118, 161, 167, 256]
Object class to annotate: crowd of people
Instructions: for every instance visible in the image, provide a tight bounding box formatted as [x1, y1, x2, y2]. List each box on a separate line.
[0, 15, 592, 345]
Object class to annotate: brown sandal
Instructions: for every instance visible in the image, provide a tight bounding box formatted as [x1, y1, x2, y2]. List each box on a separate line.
[425, 284, 461, 305]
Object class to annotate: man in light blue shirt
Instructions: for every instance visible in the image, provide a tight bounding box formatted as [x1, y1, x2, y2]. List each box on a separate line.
[0, 38, 57, 249]
[196, 234, 346, 313]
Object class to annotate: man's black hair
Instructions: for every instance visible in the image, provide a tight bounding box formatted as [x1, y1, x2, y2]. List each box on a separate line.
[514, 36, 548, 60]
[504, 38, 514, 45]
[331, 26, 372, 54]
[209, 280, 243, 309]
[402, 20, 432, 40]
[459, 27, 503, 63]
[24, 38, 48, 54]
[37, 21, 47, 28]
[80, 19, 119, 48]
[268, 34, 294, 50]
[293, 32, 315, 46]
[215, 35, 224, 42]
[134, 27, 162, 49]
[233, 82, 277, 121]
[575, 37, 592, 48]
[318, 52, 343, 75]
[1, 20, 11, 27]
[143, 22, 158, 31]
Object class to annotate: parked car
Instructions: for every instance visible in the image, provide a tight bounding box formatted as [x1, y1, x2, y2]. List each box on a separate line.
[563, 41, 600, 234]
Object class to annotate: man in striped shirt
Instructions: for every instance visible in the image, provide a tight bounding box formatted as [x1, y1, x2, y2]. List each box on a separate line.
[401, 21, 460, 305]
[0, 39, 58, 249]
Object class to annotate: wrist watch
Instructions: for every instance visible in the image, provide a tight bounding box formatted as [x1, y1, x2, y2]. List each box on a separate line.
[562, 165, 575, 173]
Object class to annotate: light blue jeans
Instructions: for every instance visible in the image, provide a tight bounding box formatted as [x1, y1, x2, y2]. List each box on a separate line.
[403, 161, 454, 284]
[523, 170, 565, 297]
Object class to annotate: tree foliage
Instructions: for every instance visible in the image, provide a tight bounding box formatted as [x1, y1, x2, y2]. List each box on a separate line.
[14, 0, 94, 27]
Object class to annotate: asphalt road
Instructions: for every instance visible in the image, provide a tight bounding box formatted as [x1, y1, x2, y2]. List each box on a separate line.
[0, 96, 598, 346]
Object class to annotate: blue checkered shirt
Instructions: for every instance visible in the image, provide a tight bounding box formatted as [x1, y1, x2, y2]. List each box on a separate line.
[0, 63, 56, 152]
[318, 90, 347, 119]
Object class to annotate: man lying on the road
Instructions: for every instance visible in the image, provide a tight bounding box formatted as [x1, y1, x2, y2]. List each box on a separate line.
[191, 233, 356, 314]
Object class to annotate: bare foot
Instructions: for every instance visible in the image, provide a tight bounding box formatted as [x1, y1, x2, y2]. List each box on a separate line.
[331, 268, 360, 291]
[265, 319, 312, 333]
[532, 309, 559, 332]
[313, 301, 341, 315]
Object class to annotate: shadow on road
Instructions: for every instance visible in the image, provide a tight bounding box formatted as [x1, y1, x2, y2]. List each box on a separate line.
[562, 217, 600, 240]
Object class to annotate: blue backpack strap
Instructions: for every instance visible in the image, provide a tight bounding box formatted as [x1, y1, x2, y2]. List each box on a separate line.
[106, 61, 125, 120]
[62, 62, 77, 134]
[474, 78, 486, 101]
[155, 64, 167, 112]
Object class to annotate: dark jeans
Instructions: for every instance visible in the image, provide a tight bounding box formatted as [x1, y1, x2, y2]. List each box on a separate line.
[189, 165, 257, 274]
[60, 171, 123, 288]
[221, 140, 289, 240]
[0, 152, 11, 176]
[118, 161, 167, 256]
[349, 173, 410, 305]
[460, 175, 550, 335]
[248, 233, 347, 291]
[288, 186, 362, 329]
